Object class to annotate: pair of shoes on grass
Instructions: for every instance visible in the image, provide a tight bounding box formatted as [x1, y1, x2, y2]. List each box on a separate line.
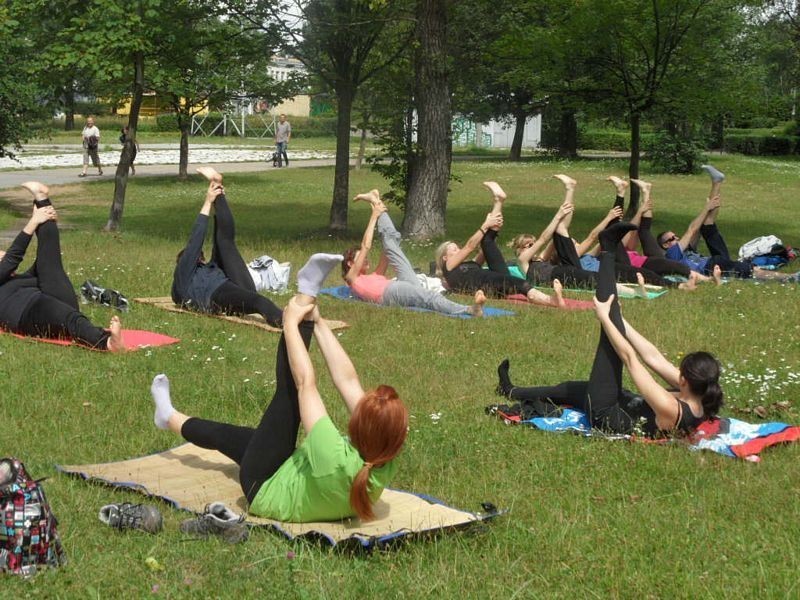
[80, 280, 130, 312]
[98, 501, 248, 543]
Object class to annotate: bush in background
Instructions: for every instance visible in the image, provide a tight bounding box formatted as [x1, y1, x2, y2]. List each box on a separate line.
[645, 133, 706, 174]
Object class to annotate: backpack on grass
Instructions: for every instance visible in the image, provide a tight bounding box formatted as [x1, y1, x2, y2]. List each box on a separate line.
[0, 458, 66, 577]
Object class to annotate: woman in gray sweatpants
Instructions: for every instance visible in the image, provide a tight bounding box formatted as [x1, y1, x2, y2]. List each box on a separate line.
[343, 191, 485, 317]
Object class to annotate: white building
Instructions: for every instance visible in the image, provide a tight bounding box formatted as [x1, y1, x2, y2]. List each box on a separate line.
[452, 115, 542, 149]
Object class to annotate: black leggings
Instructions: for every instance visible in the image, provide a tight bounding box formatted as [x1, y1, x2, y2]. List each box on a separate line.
[548, 233, 600, 288]
[181, 321, 314, 503]
[16, 199, 110, 349]
[445, 229, 532, 297]
[637, 217, 691, 278]
[208, 195, 282, 327]
[511, 250, 639, 433]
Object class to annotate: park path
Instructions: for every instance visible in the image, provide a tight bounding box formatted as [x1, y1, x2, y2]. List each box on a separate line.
[0, 158, 341, 191]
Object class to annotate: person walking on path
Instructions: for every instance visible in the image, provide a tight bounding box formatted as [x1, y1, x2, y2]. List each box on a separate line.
[80, 116, 102, 177]
[274, 114, 291, 167]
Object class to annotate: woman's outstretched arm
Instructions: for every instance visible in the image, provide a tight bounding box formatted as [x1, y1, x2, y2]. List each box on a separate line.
[444, 212, 503, 271]
[344, 201, 384, 284]
[518, 202, 573, 271]
[575, 206, 623, 257]
[594, 295, 681, 430]
[311, 307, 366, 415]
[283, 298, 328, 434]
[620, 317, 681, 388]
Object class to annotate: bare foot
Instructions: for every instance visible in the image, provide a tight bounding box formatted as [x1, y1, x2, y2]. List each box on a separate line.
[20, 181, 49, 201]
[196, 167, 223, 183]
[551, 279, 566, 308]
[106, 316, 126, 352]
[553, 174, 576, 189]
[712, 265, 723, 286]
[630, 178, 652, 196]
[606, 176, 628, 197]
[678, 273, 698, 292]
[635, 272, 648, 299]
[353, 190, 380, 204]
[470, 289, 486, 317]
[482, 181, 507, 202]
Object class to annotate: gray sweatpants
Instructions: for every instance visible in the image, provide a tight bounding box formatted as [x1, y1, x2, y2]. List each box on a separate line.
[376, 213, 471, 316]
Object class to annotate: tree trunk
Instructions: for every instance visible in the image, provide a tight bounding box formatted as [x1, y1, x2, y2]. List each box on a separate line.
[64, 85, 75, 131]
[711, 114, 724, 150]
[329, 85, 354, 231]
[106, 52, 144, 232]
[355, 116, 368, 170]
[558, 109, 578, 158]
[178, 115, 190, 180]
[509, 111, 526, 161]
[403, 0, 451, 240]
[627, 112, 641, 215]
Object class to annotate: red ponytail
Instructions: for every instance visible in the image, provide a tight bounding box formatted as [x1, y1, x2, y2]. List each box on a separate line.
[348, 385, 408, 521]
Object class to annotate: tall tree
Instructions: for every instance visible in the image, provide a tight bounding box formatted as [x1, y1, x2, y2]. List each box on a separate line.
[573, 0, 740, 208]
[230, 0, 411, 231]
[149, 9, 289, 179]
[402, 0, 452, 238]
[50, 0, 167, 231]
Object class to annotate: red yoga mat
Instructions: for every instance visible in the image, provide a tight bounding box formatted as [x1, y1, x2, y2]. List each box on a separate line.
[4, 329, 179, 351]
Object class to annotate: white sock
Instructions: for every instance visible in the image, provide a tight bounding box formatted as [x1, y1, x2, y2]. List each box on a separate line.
[701, 164, 725, 183]
[151, 374, 175, 430]
[296, 253, 344, 297]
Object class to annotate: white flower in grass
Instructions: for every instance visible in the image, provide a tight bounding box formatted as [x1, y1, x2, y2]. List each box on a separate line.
[429, 412, 442, 423]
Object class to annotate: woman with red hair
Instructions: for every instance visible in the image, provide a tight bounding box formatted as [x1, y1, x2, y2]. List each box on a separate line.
[150, 255, 408, 522]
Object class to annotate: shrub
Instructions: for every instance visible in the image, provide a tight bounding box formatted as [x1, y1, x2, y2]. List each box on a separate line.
[723, 135, 799, 155]
[645, 133, 706, 174]
[578, 129, 658, 151]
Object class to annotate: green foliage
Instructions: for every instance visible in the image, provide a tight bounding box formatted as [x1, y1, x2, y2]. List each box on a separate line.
[723, 134, 800, 156]
[0, 2, 54, 157]
[644, 133, 707, 174]
[577, 129, 658, 152]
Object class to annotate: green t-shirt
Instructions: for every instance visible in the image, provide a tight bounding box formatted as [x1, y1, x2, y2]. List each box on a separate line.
[249, 415, 397, 522]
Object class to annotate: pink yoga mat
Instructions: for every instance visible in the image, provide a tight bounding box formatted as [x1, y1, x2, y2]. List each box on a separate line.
[3, 329, 179, 351]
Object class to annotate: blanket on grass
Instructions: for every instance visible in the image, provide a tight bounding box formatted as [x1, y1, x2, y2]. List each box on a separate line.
[0, 328, 179, 351]
[319, 286, 515, 318]
[487, 403, 800, 462]
[505, 265, 668, 300]
[57, 444, 498, 550]
[134, 297, 348, 332]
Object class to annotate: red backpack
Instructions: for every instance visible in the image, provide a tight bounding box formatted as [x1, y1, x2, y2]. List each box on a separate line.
[0, 458, 66, 577]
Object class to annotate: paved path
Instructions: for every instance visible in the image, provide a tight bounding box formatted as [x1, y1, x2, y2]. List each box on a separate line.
[0, 158, 342, 190]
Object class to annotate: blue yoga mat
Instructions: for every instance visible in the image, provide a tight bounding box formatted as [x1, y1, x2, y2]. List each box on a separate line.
[319, 286, 515, 318]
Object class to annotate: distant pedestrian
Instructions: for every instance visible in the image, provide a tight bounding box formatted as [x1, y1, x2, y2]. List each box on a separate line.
[119, 126, 139, 175]
[274, 113, 291, 167]
[80, 116, 102, 177]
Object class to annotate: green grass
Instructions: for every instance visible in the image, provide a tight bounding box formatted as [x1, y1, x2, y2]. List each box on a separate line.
[2, 156, 800, 597]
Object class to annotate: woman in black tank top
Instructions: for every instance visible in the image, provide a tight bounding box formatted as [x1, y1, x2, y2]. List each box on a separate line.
[496, 220, 723, 437]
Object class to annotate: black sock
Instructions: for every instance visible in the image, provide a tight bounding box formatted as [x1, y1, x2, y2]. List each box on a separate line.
[496, 358, 514, 397]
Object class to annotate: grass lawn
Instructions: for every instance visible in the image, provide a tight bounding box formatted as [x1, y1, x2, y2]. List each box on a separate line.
[1, 155, 799, 597]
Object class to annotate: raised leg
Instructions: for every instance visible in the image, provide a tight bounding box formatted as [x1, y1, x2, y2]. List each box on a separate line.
[210, 194, 256, 291]
[377, 212, 418, 285]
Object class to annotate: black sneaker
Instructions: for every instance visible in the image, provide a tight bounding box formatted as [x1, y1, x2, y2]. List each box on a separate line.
[80, 280, 130, 312]
[99, 503, 163, 534]
[180, 502, 249, 544]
